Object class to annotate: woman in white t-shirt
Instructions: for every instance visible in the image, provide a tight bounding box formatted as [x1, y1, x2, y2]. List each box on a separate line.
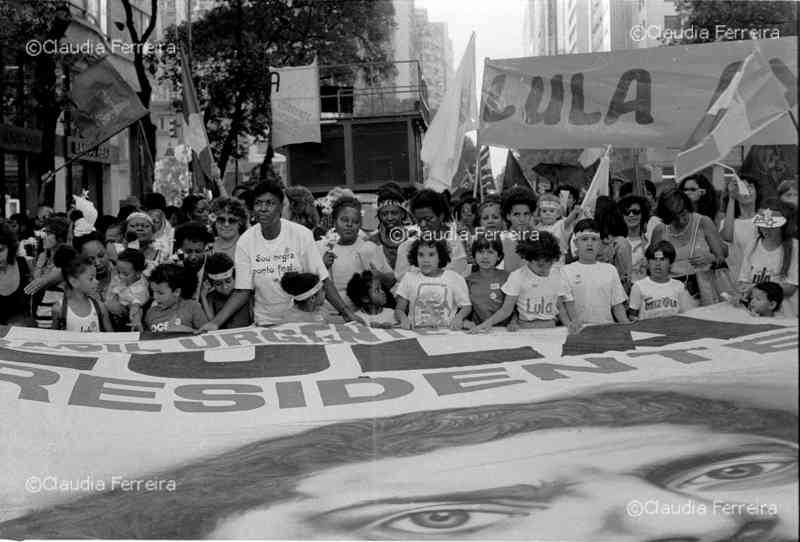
[318, 197, 393, 308]
[199, 180, 360, 331]
[737, 201, 798, 316]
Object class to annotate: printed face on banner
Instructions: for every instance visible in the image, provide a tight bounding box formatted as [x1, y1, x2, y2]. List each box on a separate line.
[211, 424, 797, 540]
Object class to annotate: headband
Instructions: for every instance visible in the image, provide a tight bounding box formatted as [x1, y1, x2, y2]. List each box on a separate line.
[378, 198, 404, 211]
[126, 211, 154, 224]
[293, 279, 324, 302]
[539, 200, 561, 210]
[207, 268, 234, 281]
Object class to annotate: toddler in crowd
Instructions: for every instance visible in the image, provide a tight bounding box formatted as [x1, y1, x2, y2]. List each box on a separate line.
[145, 263, 208, 333]
[105, 248, 149, 331]
[201, 253, 252, 329]
[465, 234, 510, 329]
[395, 239, 471, 330]
[346, 270, 396, 328]
[561, 219, 629, 326]
[746, 281, 783, 317]
[51, 246, 112, 332]
[535, 193, 581, 259]
[472, 231, 575, 333]
[279, 272, 327, 323]
[628, 240, 691, 321]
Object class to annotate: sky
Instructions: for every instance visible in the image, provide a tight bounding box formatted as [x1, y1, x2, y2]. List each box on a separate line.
[415, 0, 527, 172]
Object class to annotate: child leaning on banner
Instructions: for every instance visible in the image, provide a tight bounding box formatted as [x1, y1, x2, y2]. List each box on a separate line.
[346, 270, 396, 328]
[464, 234, 511, 330]
[628, 240, 692, 321]
[279, 272, 328, 323]
[51, 246, 113, 332]
[145, 263, 208, 333]
[561, 219, 629, 327]
[201, 253, 252, 329]
[746, 281, 783, 317]
[470, 231, 577, 334]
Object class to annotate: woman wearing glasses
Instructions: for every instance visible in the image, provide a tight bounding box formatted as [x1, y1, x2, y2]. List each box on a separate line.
[618, 194, 651, 283]
[679, 174, 721, 226]
[209, 197, 249, 260]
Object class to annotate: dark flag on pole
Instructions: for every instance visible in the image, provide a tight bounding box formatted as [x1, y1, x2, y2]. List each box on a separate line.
[179, 45, 217, 192]
[70, 58, 148, 148]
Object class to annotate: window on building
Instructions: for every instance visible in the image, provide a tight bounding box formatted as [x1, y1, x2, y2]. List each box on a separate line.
[352, 122, 409, 185]
[288, 124, 346, 188]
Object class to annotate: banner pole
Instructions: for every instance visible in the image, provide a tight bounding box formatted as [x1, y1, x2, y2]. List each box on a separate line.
[37, 124, 138, 203]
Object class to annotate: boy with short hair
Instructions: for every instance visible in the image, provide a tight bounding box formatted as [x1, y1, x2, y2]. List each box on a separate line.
[561, 219, 629, 326]
[748, 281, 783, 317]
[628, 240, 692, 321]
[202, 252, 252, 329]
[145, 263, 208, 333]
[173, 221, 213, 300]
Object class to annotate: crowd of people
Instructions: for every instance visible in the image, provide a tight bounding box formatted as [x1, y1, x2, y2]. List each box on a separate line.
[0, 172, 796, 334]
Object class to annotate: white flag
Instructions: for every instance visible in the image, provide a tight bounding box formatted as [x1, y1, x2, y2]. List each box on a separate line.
[580, 145, 611, 218]
[422, 33, 477, 192]
[577, 147, 604, 168]
[270, 58, 321, 148]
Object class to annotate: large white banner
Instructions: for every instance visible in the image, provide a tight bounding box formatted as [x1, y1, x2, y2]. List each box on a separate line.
[270, 59, 321, 148]
[0, 306, 797, 539]
[479, 37, 797, 150]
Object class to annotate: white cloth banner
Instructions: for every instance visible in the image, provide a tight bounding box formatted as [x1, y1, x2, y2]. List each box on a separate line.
[479, 37, 797, 149]
[270, 59, 321, 148]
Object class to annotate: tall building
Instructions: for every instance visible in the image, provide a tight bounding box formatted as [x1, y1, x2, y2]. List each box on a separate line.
[413, 8, 454, 111]
[524, 0, 674, 56]
[523, 0, 561, 56]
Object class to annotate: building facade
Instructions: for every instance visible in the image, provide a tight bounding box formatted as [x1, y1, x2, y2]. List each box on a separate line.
[413, 8, 453, 112]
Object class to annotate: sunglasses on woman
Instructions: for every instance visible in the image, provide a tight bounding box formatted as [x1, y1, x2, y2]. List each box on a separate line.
[215, 216, 240, 225]
[624, 208, 642, 216]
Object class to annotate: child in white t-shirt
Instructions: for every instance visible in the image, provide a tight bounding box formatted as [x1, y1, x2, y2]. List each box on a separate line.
[395, 239, 471, 330]
[346, 270, 396, 328]
[561, 219, 629, 327]
[534, 193, 581, 259]
[471, 230, 577, 333]
[629, 240, 692, 321]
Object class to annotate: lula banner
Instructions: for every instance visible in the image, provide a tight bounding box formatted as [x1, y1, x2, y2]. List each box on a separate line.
[479, 37, 797, 150]
[0, 305, 797, 539]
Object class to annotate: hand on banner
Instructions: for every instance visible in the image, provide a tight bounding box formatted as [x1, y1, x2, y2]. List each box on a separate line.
[323, 251, 337, 269]
[449, 317, 465, 331]
[567, 321, 583, 335]
[196, 321, 220, 334]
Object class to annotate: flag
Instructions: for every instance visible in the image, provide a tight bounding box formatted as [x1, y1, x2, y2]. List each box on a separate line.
[577, 147, 604, 168]
[270, 58, 321, 148]
[675, 46, 791, 180]
[179, 45, 216, 187]
[70, 58, 148, 148]
[422, 33, 477, 192]
[580, 145, 611, 217]
[501, 150, 532, 193]
[474, 145, 496, 199]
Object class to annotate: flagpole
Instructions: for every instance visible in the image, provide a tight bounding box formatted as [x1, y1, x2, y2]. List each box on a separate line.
[37, 129, 128, 203]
